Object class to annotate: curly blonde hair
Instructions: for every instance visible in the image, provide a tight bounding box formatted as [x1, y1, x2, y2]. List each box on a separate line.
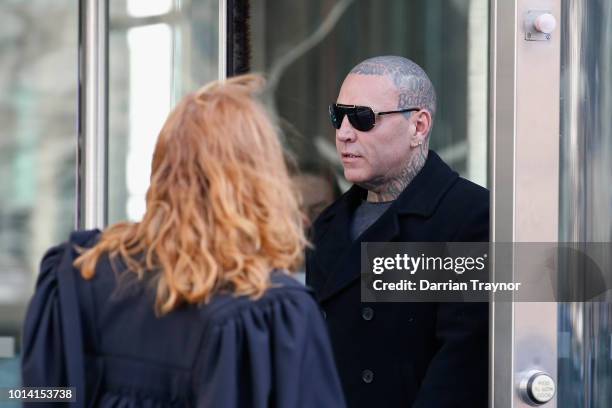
[74, 74, 306, 315]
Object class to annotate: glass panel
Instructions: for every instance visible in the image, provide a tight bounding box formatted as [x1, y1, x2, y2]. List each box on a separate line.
[559, 0, 612, 407]
[0, 0, 78, 394]
[250, 0, 489, 195]
[108, 0, 219, 224]
[246, 0, 489, 280]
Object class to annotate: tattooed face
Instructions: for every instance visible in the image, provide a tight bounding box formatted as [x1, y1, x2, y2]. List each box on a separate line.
[335, 74, 418, 190]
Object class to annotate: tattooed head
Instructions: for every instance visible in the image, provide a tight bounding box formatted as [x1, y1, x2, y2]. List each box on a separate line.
[350, 56, 437, 122]
[334, 56, 434, 201]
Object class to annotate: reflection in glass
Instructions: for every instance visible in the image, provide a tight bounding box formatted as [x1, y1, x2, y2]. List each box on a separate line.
[0, 0, 77, 391]
[127, 0, 173, 18]
[559, 0, 612, 407]
[126, 23, 172, 220]
[108, 0, 218, 224]
[245, 0, 488, 225]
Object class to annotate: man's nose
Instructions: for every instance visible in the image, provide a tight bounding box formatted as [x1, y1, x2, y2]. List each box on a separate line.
[336, 116, 357, 142]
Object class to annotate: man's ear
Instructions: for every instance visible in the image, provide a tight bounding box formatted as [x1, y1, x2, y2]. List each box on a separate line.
[410, 110, 432, 147]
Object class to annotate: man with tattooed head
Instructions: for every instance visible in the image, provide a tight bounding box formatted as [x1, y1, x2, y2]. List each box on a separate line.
[306, 56, 489, 407]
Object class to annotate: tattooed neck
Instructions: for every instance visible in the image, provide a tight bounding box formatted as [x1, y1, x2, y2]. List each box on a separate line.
[364, 145, 428, 203]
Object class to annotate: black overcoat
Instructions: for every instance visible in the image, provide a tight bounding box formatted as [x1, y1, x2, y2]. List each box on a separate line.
[306, 151, 489, 408]
[22, 230, 346, 407]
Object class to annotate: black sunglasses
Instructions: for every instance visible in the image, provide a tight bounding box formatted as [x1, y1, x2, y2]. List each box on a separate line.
[329, 103, 421, 132]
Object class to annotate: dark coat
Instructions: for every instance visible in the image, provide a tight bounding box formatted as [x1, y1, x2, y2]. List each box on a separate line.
[306, 151, 489, 408]
[22, 230, 346, 407]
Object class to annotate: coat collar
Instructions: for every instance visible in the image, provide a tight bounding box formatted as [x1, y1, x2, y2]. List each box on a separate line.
[311, 150, 458, 302]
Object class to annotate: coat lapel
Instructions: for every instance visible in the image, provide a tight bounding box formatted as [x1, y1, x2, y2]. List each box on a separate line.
[315, 198, 401, 302]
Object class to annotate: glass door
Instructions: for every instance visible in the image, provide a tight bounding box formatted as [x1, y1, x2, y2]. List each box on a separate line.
[107, 0, 220, 226]
[237, 0, 490, 282]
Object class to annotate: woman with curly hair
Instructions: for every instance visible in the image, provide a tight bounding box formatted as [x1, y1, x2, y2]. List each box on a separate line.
[22, 74, 345, 407]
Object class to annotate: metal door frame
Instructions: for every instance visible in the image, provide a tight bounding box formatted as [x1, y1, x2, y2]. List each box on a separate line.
[78, 0, 109, 230]
[490, 0, 561, 406]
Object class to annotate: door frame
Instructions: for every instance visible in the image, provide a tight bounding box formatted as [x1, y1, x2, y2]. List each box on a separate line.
[490, 0, 561, 406]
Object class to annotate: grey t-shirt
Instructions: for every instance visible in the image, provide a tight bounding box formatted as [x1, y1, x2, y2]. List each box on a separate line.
[350, 200, 393, 240]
